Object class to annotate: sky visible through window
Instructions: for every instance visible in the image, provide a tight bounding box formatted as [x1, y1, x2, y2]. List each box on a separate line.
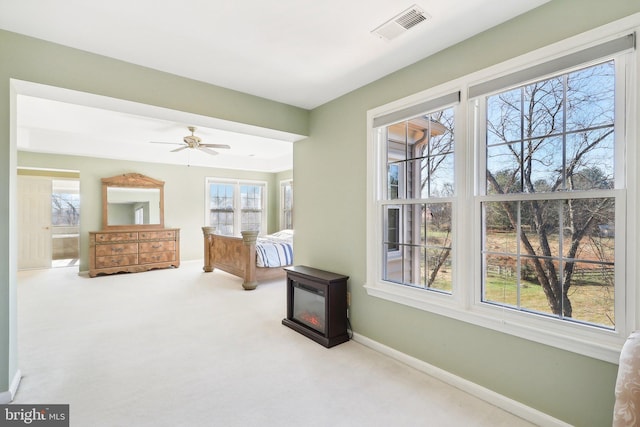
[482, 60, 616, 327]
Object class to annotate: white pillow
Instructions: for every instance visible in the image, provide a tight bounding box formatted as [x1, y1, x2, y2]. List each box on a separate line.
[613, 331, 640, 426]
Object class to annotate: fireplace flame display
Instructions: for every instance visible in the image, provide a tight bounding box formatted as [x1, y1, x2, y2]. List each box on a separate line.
[297, 311, 324, 331]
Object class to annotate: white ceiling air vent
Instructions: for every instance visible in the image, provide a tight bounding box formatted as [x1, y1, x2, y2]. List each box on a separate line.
[372, 5, 431, 41]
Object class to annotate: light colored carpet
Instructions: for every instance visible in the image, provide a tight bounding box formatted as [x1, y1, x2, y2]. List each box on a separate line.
[14, 260, 534, 427]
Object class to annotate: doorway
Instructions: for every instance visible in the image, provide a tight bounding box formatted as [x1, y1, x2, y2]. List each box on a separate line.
[17, 170, 80, 270]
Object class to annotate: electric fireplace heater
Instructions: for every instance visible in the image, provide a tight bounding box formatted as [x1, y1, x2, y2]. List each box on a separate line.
[282, 265, 349, 348]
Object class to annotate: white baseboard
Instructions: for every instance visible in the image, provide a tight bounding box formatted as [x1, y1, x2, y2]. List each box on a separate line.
[352, 333, 571, 427]
[0, 369, 21, 404]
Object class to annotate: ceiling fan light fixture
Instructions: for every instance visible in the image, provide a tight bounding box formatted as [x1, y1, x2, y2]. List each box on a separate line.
[183, 135, 201, 145]
[150, 126, 231, 156]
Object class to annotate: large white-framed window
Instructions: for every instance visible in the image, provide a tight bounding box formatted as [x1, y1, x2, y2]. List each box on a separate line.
[380, 96, 458, 293]
[477, 59, 620, 327]
[205, 178, 267, 236]
[366, 24, 638, 362]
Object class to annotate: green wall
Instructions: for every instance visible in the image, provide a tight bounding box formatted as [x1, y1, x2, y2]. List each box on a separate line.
[0, 29, 308, 403]
[17, 152, 287, 271]
[293, 1, 640, 426]
[2, 0, 640, 425]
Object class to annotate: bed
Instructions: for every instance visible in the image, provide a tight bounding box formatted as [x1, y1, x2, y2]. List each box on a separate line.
[202, 227, 293, 290]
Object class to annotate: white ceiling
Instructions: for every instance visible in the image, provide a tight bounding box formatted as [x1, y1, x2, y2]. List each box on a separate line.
[14, 80, 303, 172]
[1, 0, 549, 172]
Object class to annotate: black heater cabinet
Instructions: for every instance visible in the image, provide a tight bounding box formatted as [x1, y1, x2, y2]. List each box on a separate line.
[282, 265, 349, 348]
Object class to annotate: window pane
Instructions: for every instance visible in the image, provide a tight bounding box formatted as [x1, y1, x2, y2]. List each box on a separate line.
[424, 203, 451, 246]
[523, 76, 564, 139]
[482, 196, 615, 328]
[487, 87, 521, 145]
[566, 130, 614, 190]
[210, 211, 234, 235]
[242, 211, 261, 231]
[423, 154, 454, 198]
[384, 206, 400, 251]
[517, 256, 559, 317]
[283, 211, 293, 229]
[384, 245, 403, 284]
[520, 200, 560, 256]
[241, 185, 262, 209]
[424, 203, 452, 292]
[208, 181, 266, 235]
[483, 254, 518, 307]
[240, 184, 263, 232]
[388, 164, 400, 200]
[566, 61, 615, 132]
[486, 143, 521, 194]
[210, 184, 234, 209]
[283, 186, 292, 210]
[525, 137, 563, 192]
[281, 181, 293, 230]
[487, 61, 616, 196]
[481, 58, 619, 328]
[380, 104, 455, 294]
[483, 201, 517, 253]
[387, 122, 409, 200]
[209, 183, 234, 235]
[424, 245, 452, 292]
[566, 261, 615, 327]
[51, 192, 80, 226]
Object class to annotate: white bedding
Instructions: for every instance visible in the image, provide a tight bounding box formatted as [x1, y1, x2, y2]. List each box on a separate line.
[255, 229, 294, 268]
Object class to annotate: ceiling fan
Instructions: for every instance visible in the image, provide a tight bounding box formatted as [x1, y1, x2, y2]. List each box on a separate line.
[151, 126, 230, 156]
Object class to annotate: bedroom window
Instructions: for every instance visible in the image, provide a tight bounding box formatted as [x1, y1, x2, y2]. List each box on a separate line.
[377, 93, 458, 293]
[241, 184, 263, 231]
[206, 179, 267, 236]
[477, 60, 620, 329]
[366, 30, 636, 362]
[280, 180, 293, 230]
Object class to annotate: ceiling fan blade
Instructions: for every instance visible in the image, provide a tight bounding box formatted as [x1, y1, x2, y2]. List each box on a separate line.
[170, 146, 188, 152]
[150, 141, 183, 146]
[198, 147, 219, 156]
[200, 143, 231, 149]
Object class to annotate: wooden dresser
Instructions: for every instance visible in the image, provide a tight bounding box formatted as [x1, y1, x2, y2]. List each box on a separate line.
[89, 228, 180, 277]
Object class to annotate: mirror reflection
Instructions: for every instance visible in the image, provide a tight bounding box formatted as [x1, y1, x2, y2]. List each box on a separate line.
[106, 187, 161, 226]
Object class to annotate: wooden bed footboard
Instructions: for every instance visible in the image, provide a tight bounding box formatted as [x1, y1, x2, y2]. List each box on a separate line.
[202, 227, 286, 290]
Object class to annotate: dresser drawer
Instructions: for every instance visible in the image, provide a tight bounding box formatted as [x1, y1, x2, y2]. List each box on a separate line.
[139, 240, 175, 253]
[95, 254, 138, 268]
[88, 228, 179, 277]
[139, 251, 176, 264]
[95, 243, 138, 257]
[139, 230, 176, 240]
[95, 232, 138, 243]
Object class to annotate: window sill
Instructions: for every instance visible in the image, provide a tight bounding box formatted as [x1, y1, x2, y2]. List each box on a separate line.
[364, 280, 624, 364]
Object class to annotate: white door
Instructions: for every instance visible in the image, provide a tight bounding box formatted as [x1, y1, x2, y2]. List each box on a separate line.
[18, 176, 52, 270]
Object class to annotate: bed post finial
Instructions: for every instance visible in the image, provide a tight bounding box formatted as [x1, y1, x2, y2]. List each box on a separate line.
[241, 230, 259, 290]
[202, 227, 216, 272]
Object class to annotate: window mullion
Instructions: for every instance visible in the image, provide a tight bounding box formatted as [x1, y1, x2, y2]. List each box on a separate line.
[516, 201, 521, 308]
[367, 23, 636, 362]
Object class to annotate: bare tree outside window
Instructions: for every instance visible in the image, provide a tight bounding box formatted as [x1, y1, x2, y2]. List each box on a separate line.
[383, 107, 455, 292]
[483, 61, 616, 327]
[209, 183, 235, 235]
[51, 193, 80, 226]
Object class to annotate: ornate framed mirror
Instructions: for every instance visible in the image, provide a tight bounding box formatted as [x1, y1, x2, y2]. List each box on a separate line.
[101, 173, 164, 230]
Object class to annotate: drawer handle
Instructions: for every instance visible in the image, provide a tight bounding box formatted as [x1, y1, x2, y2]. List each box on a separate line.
[113, 247, 123, 253]
[152, 244, 162, 249]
